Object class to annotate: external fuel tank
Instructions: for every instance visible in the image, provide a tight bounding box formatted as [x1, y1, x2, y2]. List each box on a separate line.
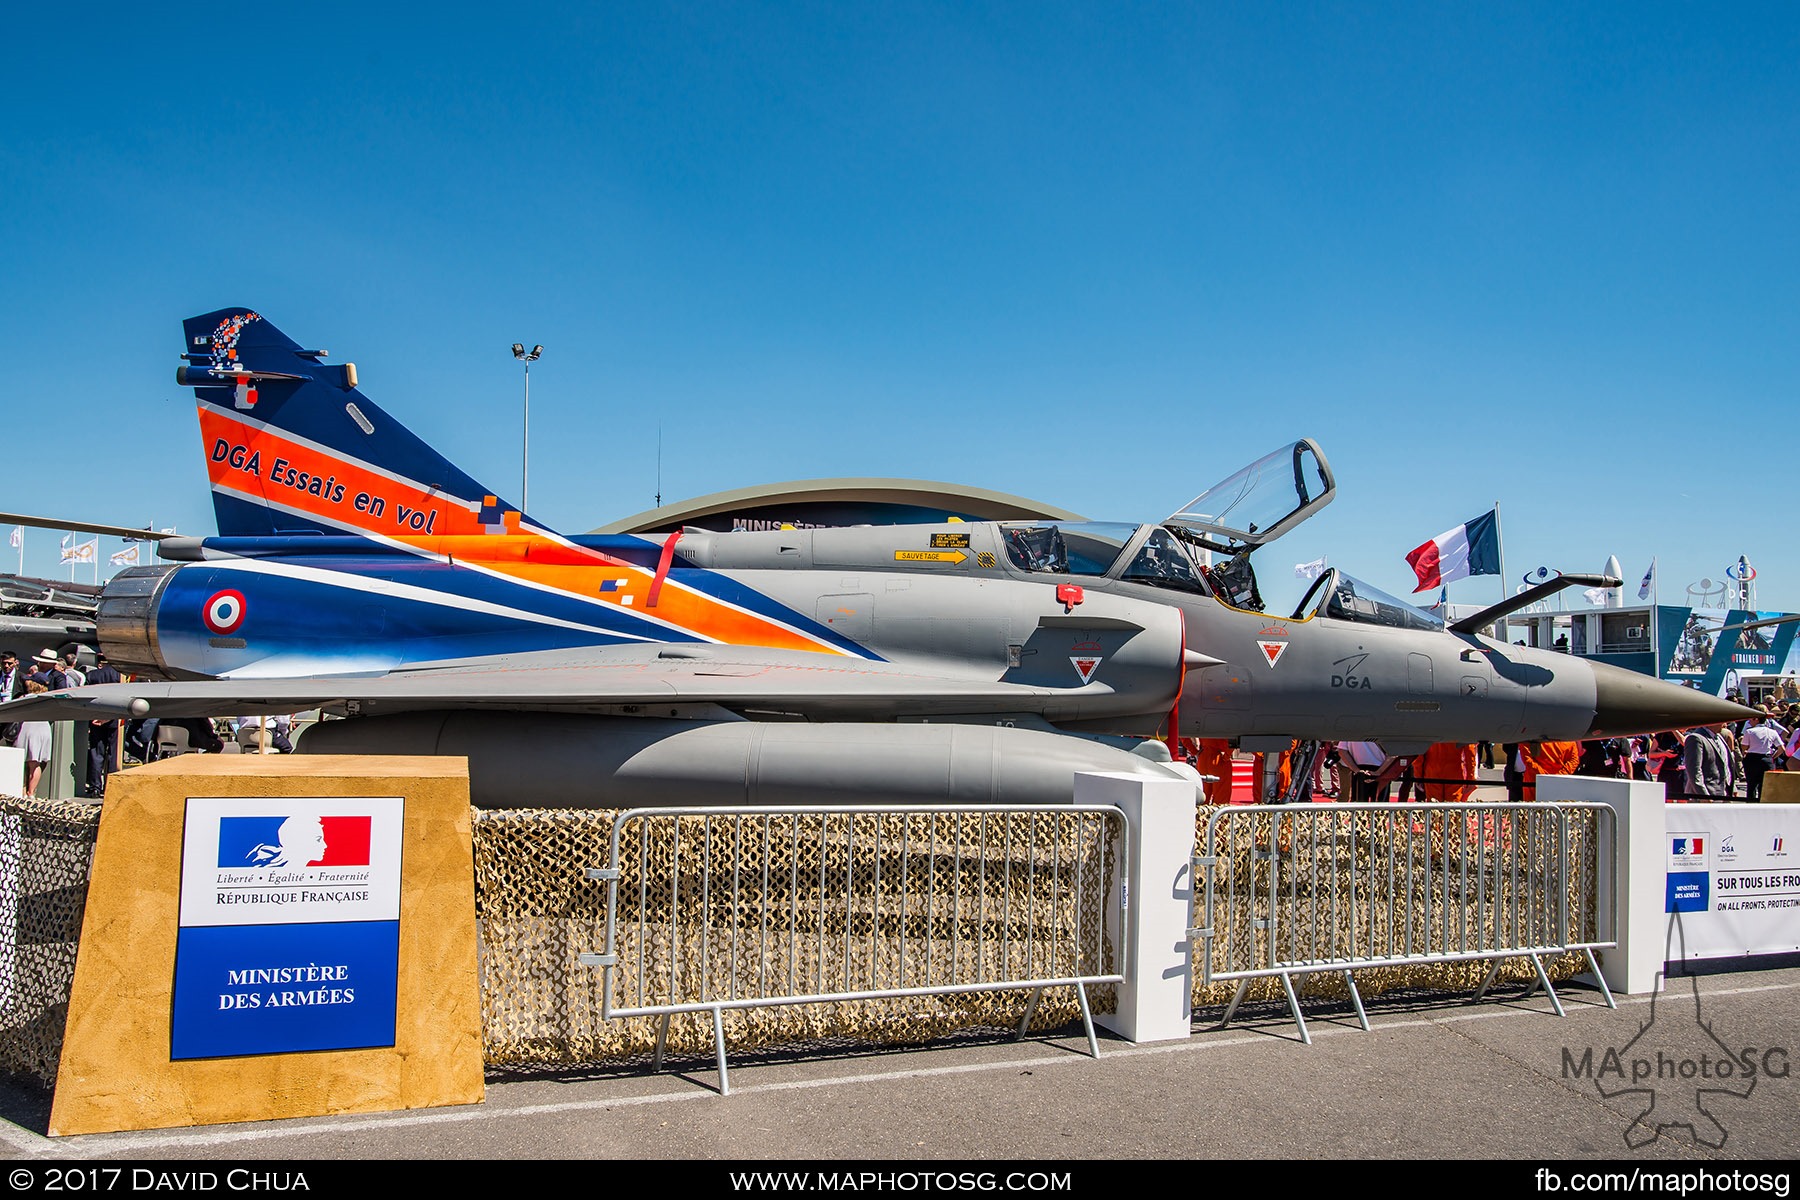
[297, 711, 1193, 809]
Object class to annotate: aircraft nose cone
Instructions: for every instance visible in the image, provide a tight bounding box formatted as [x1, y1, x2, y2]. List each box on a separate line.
[1587, 660, 1760, 736]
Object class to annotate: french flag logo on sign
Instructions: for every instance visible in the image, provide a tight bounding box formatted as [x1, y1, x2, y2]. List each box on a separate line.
[1671, 837, 1703, 856]
[217, 815, 373, 868]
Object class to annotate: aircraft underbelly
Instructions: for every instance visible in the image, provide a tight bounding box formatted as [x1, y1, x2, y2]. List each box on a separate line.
[297, 712, 1190, 809]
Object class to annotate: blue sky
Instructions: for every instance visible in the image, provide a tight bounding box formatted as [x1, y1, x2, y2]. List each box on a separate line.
[2, 3, 1794, 612]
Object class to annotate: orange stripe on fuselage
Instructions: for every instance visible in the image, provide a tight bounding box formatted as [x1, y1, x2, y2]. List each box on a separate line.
[200, 406, 493, 538]
[411, 536, 608, 566]
[420, 539, 846, 655]
[199, 407, 849, 654]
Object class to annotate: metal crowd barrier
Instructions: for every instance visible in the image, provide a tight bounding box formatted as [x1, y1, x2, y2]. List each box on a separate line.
[1192, 802, 1617, 1043]
[580, 804, 1126, 1094]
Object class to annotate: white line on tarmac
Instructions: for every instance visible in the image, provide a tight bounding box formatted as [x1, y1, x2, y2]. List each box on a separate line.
[10, 978, 1796, 1158]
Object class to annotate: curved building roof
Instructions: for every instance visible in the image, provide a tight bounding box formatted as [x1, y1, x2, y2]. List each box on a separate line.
[591, 478, 1084, 535]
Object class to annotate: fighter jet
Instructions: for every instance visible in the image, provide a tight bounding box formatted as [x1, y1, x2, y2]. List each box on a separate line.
[0, 308, 1753, 807]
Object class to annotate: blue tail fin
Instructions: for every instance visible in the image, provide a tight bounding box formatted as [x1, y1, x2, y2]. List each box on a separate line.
[181, 308, 536, 539]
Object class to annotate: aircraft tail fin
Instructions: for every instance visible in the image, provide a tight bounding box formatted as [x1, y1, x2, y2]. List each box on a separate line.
[180, 308, 536, 539]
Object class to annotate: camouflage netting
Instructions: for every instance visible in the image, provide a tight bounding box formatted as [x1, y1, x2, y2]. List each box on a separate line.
[473, 808, 1120, 1069]
[0, 796, 100, 1087]
[1192, 803, 1605, 1009]
[0, 796, 1611, 1086]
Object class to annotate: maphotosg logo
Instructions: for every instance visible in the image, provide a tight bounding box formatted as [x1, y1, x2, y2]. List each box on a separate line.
[1560, 911, 1790, 1149]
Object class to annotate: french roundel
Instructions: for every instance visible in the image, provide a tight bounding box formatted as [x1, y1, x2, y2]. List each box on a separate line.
[203, 589, 247, 635]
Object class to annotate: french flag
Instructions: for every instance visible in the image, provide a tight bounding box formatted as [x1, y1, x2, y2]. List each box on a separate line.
[1406, 509, 1501, 593]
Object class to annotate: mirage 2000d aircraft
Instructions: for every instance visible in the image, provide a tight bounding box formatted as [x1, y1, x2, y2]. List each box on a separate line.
[0, 308, 1752, 807]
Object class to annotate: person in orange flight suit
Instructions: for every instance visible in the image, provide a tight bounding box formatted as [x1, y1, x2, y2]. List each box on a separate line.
[1254, 740, 1296, 803]
[1414, 741, 1482, 859]
[1418, 742, 1477, 803]
[1192, 738, 1235, 805]
[1521, 740, 1582, 798]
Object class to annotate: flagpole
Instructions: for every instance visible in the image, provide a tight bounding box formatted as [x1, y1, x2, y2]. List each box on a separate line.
[1492, 501, 1508, 605]
[1648, 558, 1660, 683]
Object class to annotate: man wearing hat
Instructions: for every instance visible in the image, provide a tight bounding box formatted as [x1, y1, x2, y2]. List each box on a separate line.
[31, 649, 66, 690]
[84, 652, 123, 798]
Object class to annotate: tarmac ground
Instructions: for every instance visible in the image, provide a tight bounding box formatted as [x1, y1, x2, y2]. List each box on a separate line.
[0, 764, 1791, 1180]
[0, 957, 1793, 1166]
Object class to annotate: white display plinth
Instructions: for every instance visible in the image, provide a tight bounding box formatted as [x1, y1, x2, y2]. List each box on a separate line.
[1077, 771, 1197, 1044]
[0, 747, 22, 798]
[1538, 775, 1666, 995]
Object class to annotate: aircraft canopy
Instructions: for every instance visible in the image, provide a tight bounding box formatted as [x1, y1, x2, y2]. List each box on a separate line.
[1296, 568, 1446, 632]
[1165, 438, 1335, 554]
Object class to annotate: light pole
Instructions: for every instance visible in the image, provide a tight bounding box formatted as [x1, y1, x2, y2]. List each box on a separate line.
[511, 342, 542, 512]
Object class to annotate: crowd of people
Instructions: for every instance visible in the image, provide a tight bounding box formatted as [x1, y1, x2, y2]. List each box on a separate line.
[0, 646, 114, 797]
[1178, 735, 1579, 805]
[1178, 700, 1800, 806]
[1, 645, 299, 799]
[1609, 703, 1800, 803]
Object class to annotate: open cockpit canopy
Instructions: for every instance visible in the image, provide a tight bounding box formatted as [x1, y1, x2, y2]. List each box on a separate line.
[1165, 438, 1334, 555]
[992, 440, 1440, 627]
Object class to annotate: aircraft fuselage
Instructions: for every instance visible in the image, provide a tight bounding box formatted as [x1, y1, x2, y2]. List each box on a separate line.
[97, 517, 1660, 755]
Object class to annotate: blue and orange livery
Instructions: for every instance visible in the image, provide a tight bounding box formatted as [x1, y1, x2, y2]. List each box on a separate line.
[177, 308, 873, 674]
